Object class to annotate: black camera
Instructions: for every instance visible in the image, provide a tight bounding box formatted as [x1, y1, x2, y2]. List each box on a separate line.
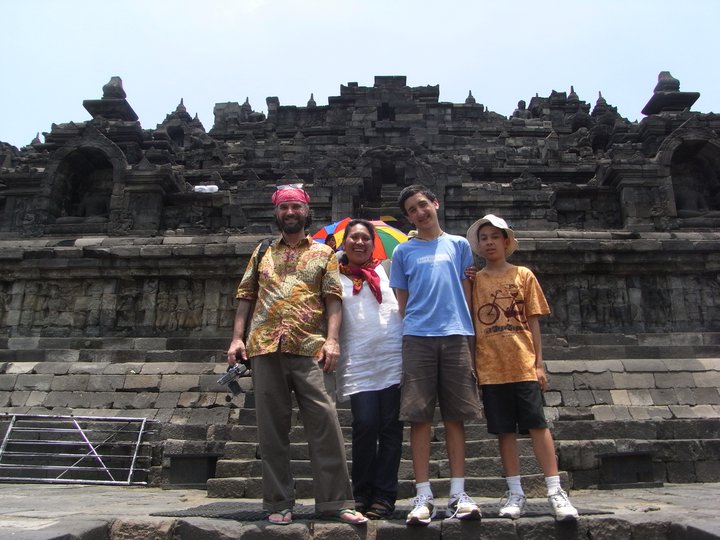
[217, 361, 251, 401]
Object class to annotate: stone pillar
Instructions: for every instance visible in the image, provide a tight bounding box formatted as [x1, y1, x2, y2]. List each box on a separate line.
[606, 164, 673, 231]
[116, 167, 186, 235]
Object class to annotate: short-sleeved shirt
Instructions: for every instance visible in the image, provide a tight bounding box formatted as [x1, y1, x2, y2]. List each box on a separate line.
[336, 264, 403, 401]
[236, 235, 342, 358]
[472, 265, 550, 384]
[389, 233, 474, 336]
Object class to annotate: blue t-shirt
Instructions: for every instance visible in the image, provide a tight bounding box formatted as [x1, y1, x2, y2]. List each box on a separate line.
[389, 233, 475, 337]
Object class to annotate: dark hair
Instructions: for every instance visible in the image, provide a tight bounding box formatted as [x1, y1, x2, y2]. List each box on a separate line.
[397, 184, 438, 216]
[341, 219, 376, 245]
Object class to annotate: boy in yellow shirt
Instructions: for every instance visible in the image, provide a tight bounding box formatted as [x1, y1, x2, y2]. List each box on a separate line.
[466, 214, 578, 522]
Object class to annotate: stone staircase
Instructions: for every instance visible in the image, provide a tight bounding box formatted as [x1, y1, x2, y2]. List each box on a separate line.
[206, 399, 562, 500]
[1, 332, 719, 496]
[207, 333, 720, 499]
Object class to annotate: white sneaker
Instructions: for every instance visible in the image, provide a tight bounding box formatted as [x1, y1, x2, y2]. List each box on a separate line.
[548, 489, 578, 521]
[406, 494, 436, 526]
[445, 492, 481, 520]
[498, 490, 526, 519]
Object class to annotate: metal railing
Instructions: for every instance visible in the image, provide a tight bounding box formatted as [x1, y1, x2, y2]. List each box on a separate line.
[0, 414, 150, 485]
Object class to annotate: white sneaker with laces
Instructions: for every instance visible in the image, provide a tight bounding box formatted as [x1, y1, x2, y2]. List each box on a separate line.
[498, 491, 526, 519]
[406, 494, 436, 526]
[548, 489, 578, 521]
[445, 492, 481, 520]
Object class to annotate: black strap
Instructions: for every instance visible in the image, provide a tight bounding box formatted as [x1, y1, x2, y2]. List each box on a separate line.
[243, 238, 273, 343]
[250, 238, 273, 292]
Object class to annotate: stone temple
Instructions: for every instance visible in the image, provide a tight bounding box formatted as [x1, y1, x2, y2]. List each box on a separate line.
[0, 74, 718, 494]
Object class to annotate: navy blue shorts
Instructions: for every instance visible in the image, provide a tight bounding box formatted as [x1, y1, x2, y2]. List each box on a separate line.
[481, 381, 547, 435]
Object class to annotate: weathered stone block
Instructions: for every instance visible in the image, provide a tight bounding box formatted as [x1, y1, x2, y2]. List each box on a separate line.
[592, 390, 612, 405]
[622, 358, 667, 372]
[610, 389, 631, 405]
[50, 374, 89, 391]
[104, 363, 144, 375]
[576, 389, 596, 406]
[6, 363, 37, 374]
[129, 392, 158, 409]
[110, 518, 173, 540]
[15, 373, 53, 391]
[69, 363, 109, 375]
[574, 371, 614, 390]
[124, 375, 161, 391]
[33, 362, 71, 375]
[666, 460, 697, 483]
[155, 392, 180, 408]
[695, 387, 720, 405]
[87, 374, 125, 392]
[105, 392, 132, 409]
[693, 371, 720, 388]
[655, 372, 695, 388]
[0, 374, 18, 391]
[543, 391, 562, 406]
[9, 391, 30, 406]
[612, 373, 655, 389]
[160, 375, 200, 393]
[628, 389, 654, 406]
[26, 390, 49, 407]
[650, 388, 679, 406]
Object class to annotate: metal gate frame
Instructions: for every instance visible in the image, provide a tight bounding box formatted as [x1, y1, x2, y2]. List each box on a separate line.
[0, 414, 149, 485]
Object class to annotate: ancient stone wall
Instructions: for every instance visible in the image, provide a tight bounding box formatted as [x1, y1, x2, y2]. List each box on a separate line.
[0, 72, 719, 339]
[0, 229, 717, 340]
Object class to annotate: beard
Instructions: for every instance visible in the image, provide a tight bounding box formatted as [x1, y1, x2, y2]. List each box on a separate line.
[275, 214, 307, 234]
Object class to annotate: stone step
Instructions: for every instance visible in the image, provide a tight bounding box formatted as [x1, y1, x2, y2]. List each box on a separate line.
[214, 455, 544, 479]
[206, 472, 566, 499]
[225, 423, 498, 443]
[3, 334, 720, 364]
[555, 438, 720, 488]
[220, 438, 536, 461]
[0, 348, 226, 363]
[551, 418, 720, 441]
[545, 345, 720, 360]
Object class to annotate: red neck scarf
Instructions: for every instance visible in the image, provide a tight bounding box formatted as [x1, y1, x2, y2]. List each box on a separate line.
[339, 258, 382, 303]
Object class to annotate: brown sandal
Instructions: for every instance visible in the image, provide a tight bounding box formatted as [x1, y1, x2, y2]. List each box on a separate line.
[366, 500, 394, 519]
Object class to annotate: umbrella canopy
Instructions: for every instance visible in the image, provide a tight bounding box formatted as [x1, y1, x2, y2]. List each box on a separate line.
[312, 218, 408, 260]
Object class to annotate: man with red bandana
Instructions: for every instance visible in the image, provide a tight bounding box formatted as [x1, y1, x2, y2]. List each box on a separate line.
[226, 185, 367, 525]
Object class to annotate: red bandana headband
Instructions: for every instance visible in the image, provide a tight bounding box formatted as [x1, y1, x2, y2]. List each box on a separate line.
[272, 185, 311, 206]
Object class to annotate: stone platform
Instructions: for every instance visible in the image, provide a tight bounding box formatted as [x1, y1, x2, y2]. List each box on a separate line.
[0, 483, 719, 539]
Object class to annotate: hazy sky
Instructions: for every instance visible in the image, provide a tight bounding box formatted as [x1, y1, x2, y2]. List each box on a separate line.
[2, 0, 718, 149]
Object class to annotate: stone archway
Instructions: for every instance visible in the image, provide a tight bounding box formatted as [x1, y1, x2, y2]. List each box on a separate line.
[51, 148, 114, 223]
[656, 128, 720, 221]
[353, 146, 434, 223]
[670, 142, 720, 218]
[40, 127, 129, 230]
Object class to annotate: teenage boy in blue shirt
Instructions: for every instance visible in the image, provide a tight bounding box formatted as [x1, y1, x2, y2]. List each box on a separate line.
[390, 184, 483, 526]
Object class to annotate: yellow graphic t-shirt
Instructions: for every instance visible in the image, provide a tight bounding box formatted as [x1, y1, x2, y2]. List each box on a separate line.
[472, 265, 550, 385]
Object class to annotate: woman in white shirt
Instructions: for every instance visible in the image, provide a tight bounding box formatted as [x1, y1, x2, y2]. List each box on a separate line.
[337, 219, 404, 519]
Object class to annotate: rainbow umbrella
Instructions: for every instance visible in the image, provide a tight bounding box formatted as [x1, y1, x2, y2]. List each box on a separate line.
[312, 218, 408, 260]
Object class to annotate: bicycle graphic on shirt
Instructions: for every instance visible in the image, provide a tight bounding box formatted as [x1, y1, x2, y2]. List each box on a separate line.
[477, 288, 527, 325]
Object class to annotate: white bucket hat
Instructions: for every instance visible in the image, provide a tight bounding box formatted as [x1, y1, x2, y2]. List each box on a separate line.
[466, 214, 519, 257]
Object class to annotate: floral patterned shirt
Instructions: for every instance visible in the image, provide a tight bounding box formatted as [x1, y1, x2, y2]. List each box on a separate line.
[236, 235, 342, 358]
